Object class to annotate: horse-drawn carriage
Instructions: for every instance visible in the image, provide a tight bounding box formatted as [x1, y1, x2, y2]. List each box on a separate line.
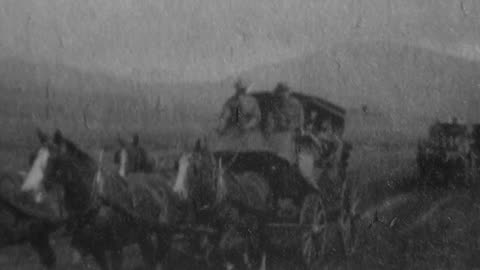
[176, 90, 356, 268]
[110, 87, 355, 267]
[417, 121, 479, 187]
[17, 90, 355, 270]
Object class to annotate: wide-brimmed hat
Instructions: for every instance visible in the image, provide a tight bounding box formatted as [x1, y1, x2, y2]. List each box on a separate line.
[234, 79, 247, 91]
[273, 82, 290, 94]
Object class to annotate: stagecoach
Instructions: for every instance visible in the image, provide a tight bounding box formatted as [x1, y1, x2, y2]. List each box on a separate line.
[213, 90, 350, 181]
[254, 91, 347, 136]
[10, 90, 354, 270]
[199, 90, 355, 267]
[417, 121, 479, 186]
[109, 88, 354, 268]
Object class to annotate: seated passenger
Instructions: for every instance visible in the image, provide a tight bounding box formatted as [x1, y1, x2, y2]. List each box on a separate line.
[217, 79, 261, 135]
[269, 83, 304, 134]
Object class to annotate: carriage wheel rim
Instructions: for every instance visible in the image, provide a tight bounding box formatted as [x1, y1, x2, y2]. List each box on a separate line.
[300, 194, 328, 266]
[302, 232, 315, 266]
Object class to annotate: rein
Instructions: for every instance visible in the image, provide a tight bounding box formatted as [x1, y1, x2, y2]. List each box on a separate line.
[211, 150, 241, 195]
[209, 150, 240, 202]
[59, 159, 104, 232]
[76, 150, 117, 223]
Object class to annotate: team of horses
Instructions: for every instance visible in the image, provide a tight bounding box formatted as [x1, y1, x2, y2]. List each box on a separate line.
[1, 129, 352, 270]
[16, 130, 175, 270]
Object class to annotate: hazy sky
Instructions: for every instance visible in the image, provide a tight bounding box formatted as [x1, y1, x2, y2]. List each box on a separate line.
[0, 0, 479, 83]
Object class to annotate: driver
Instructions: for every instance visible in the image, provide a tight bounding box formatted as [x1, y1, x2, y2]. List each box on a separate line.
[217, 79, 261, 135]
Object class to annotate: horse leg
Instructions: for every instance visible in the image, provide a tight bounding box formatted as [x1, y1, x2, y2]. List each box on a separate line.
[138, 234, 158, 270]
[256, 222, 269, 270]
[110, 249, 123, 270]
[200, 234, 216, 267]
[246, 229, 265, 270]
[29, 233, 56, 270]
[258, 252, 267, 270]
[248, 238, 268, 270]
[154, 231, 172, 267]
[243, 250, 252, 269]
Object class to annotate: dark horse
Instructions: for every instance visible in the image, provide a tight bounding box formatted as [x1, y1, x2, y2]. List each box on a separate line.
[211, 150, 320, 214]
[173, 138, 326, 269]
[173, 138, 359, 269]
[21, 129, 174, 270]
[0, 169, 63, 269]
[114, 134, 155, 177]
[173, 139, 271, 269]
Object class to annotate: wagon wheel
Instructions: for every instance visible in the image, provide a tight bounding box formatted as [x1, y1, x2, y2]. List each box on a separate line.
[299, 194, 327, 268]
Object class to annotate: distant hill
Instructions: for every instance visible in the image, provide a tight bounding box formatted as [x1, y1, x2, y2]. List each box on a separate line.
[239, 41, 480, 126]
[0, 57, 224, 148]
[1, 40, 479, 147]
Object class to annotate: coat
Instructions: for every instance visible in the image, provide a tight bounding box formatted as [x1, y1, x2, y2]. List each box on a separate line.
[270, 95, 304, 132]
[218, 94, 261, 133]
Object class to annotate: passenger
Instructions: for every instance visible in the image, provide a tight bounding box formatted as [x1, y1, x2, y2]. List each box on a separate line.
[316, 119, 344, 166]
[217, 79, 261, 135]
[301, 112, 323, 150]
[317, 119, 334, 141]
[263, 83, 304, 163]
[305, 111, 318, 134]
[270, 82, 304, 134]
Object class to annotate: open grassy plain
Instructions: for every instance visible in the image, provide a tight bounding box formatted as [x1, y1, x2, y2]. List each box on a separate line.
[1, 81, 480, 270]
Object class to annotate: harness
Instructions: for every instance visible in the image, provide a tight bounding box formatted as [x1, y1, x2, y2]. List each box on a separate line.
[63, 164, 103, 233]
[186, 151, 241, 223]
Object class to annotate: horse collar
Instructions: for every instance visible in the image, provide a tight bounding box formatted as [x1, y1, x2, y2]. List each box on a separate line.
[65, 169, 103, 230]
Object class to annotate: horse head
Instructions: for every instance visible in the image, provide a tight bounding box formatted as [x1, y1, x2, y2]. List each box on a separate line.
[22, 129, 96, 209]
[22, 129, 59, 202]
[114, 134, 154, 177]
[173, 138, 218, 208]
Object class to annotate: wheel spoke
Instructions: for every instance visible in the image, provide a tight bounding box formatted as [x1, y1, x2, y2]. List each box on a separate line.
[299, 194, 328, 267]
